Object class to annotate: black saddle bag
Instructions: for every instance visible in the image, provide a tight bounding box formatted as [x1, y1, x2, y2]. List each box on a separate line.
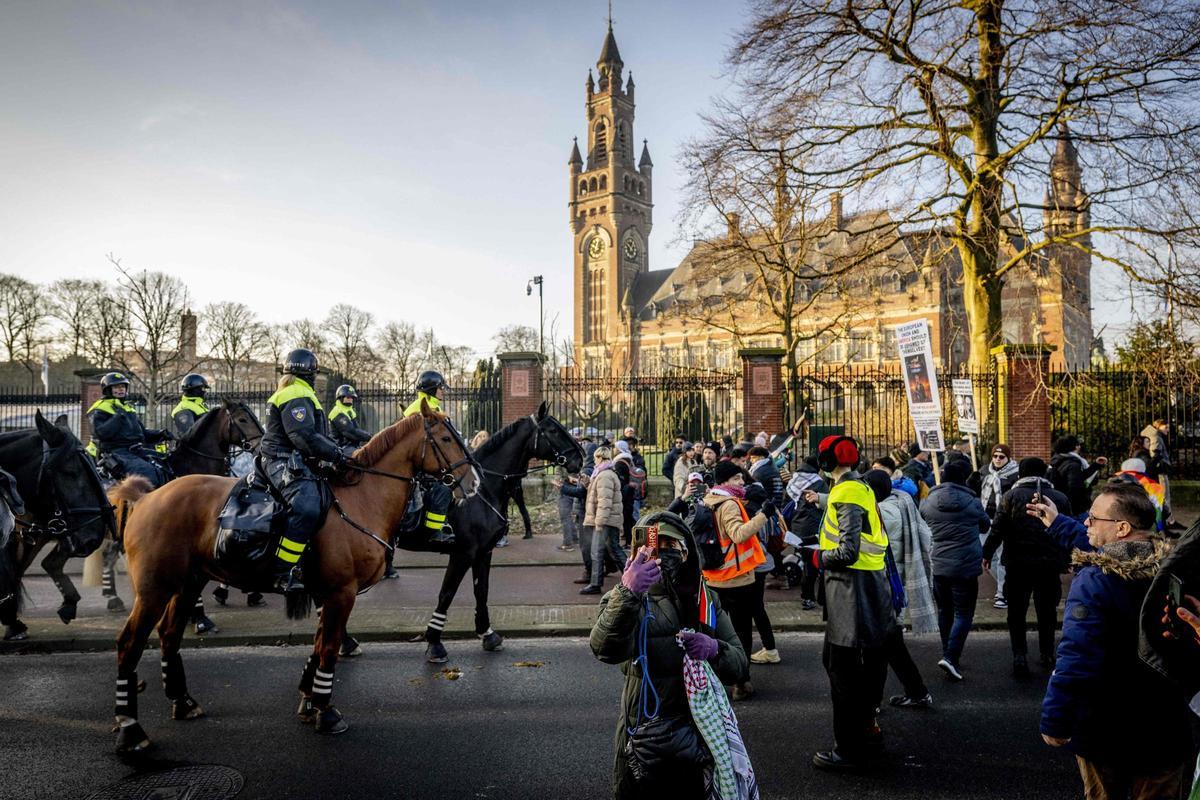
[214, 473, 285, 567]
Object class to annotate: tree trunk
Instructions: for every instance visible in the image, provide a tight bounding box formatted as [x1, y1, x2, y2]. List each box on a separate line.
[958, 235, 1003, 370]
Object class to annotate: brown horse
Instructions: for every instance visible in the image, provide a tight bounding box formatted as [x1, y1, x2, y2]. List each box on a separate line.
[111, 403, 477, 752]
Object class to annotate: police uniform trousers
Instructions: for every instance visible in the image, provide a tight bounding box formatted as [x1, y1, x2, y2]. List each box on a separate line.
[108, 448, 167, 488]
[264, 456, 323, 545]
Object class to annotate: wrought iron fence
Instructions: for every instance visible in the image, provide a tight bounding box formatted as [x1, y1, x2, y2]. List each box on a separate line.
[1049, 363, 1200, 478]
[787, 365, 1000, 465]
[0, 386, 81, 436]
[544, 369, 742, 457]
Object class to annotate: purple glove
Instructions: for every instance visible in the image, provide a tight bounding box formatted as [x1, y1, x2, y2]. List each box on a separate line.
[678, 630, 719, 662]
[621, 547, 661, 594]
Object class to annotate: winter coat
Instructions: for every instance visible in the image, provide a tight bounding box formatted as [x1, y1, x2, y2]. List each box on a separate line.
[979, 460, 1019, 518]
[877, 491, 937, 635]
[1140, 424, 1172, 476]
[661, 447, 681, 482]
[584, 464, 624, 530]
[1041, 538, 1192, 770]
[902, 457, 934, 491]
[1048, 513, 1093, 555]
[819, 471, 899, 649]
[1049, 452, 1102, 517]
[1139, 523, 1200, 699]
[613, 460, 636, 537]
[920, 482, 989, 579]
[983, 477, 1072, 573]
[786, 465, 828, 545]
[702, 490, 773, 590]
[891, 475, 919, 500]
[589, 515, 748, 799]
[749, 457, 785, 505]
[672, 456, 697, 499]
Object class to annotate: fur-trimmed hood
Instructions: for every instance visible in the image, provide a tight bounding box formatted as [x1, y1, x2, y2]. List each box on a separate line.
[1071, 537, 1171, 580]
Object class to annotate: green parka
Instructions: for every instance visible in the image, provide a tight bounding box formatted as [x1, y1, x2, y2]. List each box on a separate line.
[589, 519, 748, 799]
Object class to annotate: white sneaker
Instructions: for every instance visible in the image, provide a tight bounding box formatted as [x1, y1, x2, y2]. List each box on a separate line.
[937, 658, 964, 681]
[750, 648, 781, 664]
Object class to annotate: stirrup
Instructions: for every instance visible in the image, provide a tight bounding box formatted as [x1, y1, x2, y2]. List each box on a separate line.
[427, 524, 455, 545]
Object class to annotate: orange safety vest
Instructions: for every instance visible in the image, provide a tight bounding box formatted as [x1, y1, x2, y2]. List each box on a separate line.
[702, 497, 766, 582]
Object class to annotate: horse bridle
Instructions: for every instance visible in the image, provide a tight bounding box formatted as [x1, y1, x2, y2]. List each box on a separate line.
[16, 439, 117, 542]
[174, 404, 264, 469]
[478, 414, 581, 482]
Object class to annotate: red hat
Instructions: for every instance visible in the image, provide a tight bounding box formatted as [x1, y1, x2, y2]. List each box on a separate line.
[818, 435, 860, 468]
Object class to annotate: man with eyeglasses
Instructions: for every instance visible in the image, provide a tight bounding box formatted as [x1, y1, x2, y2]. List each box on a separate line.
[980, 444, 1019, 608]
[661, 434, 686, 483]
[1039, 481, 1190, 799]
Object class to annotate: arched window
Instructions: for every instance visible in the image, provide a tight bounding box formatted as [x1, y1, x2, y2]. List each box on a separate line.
[594, 121, 608, 163]
[617, 123, 629, 160]
[888, 270, 903, 293]
[579, 179, 588, 196]
[589, 177, 598, 192]
[637, 182, 644, 196]
[599, 175, 607, 191]
[623, 176, 630, 191]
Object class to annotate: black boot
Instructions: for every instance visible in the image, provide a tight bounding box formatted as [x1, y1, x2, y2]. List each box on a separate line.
[212, 585, 229, 606]
[428, 523, 456, 546]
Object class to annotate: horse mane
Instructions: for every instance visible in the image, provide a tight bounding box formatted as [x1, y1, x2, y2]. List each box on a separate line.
[353, 413, 426, 467]
[473, 417, 528, 460]
[111, 476, 154, 503]
[177, 406, 220, 446]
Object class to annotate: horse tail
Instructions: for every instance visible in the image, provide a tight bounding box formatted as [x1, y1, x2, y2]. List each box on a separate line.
[285, 589, 313, 620]
[108, 477, 153, 546]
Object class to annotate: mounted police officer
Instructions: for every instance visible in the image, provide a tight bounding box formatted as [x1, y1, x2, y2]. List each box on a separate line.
[88, 372, 171, 487]
[172, 373, 210, 436]
[260, 349, 346, 593]
[404, 370, 455, 546]
[328, 384, 372, 450]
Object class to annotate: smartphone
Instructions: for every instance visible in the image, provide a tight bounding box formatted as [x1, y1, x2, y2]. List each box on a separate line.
[645, 523, 659, 557]
[1168, 574, 1188, 636]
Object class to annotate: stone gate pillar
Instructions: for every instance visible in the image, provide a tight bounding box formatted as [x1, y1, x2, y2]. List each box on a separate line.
[497, 352, 544, 425]
[739, 348, 785, 438]
[76, 368, 107, 443]
[992, 343, 1055, 459]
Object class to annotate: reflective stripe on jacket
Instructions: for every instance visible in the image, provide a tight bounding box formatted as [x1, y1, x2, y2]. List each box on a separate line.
[403, 392, 441, 417]
[171, 396, 208, 419]
[702, 496, 766, 583]
[819, 478, 887, 571]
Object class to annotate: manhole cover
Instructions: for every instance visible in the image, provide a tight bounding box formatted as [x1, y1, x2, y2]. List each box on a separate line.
[87, 765, 243, 799]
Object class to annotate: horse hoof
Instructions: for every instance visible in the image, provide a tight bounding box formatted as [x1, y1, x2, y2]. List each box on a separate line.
[107, 597, 126, 613]
[426, 642, 448, 663]
[57, 603, 78, 624]
[115, 721, 152, 753]
[3, 622, 28, 641]
[339, 638, 363, 659]
[407, 632, 426, 644]
[297, 696, 318, 724]
[194, 617, 219, 635]
[314, 706, 349, 735]
[137, 679, 146, 694]
[171, 695, 205, 721]
[247, 592, 265, 607]
[481, 632, 504, 652]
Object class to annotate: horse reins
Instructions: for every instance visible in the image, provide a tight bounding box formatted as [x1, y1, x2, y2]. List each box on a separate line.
[16, 440, 116, 542]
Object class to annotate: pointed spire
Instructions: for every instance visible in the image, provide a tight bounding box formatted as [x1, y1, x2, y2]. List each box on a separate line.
[626, 71, 635, 89]
[586, 68, 595, 93]
[598, 20, 623, 69]
[639, 139, 653, 169]
[569, 137, 583, 168]
[1052, 121, 1078, 167]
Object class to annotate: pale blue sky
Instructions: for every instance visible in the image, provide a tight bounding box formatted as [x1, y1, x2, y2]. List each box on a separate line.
[0, 0, 747, 355]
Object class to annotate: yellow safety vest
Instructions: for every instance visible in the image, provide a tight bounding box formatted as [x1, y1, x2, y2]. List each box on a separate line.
[403, 391, 440, 417]
[268, 378, 323, 411]
[87, 397, 136, 415]
[171, 395, 209, 419]
[327, 402, 356, 422]
[819, 478, 888, 571]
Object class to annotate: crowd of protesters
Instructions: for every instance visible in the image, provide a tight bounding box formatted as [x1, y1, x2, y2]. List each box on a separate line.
[568, 419, 1200, 798]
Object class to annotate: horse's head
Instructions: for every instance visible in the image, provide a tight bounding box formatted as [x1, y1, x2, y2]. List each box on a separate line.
[219, 399, 264, 451]
[416, 399, 479, 502]
[33, 410, 115, 554]
[530, 401, 584, 475]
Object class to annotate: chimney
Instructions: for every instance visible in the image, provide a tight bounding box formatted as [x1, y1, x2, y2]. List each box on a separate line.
[725, 212, 741, 240]
[829, 193, 843, 230]
[180, 310, 197, 362]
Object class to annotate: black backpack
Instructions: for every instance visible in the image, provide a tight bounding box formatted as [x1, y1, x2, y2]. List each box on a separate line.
[687, 502, 726, 571]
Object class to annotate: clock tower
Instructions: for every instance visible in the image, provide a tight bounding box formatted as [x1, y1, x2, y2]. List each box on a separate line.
[568, 20, 653, 376]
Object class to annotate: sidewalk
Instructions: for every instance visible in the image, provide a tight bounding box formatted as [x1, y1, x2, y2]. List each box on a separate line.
[3, 531, 1044, 654]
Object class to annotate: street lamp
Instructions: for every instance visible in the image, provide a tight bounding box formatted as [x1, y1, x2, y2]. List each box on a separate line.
[526, 275, 544, 357]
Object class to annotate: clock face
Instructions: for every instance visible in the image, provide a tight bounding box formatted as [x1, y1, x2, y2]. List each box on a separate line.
[623, 237, 638, 260]
[588, 237, 606, 260]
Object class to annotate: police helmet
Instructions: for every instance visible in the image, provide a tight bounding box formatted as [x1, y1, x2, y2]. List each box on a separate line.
[179, 373, 209, 396]
[416, 370, 447, 395]
[283, 348, 319, 379]
[100, 372, 131, 396]
[335, 384, 358, 401]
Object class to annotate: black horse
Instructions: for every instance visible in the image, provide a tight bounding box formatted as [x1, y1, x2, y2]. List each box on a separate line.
[0, 412, 116, 641]
[404, 401, 584, 662]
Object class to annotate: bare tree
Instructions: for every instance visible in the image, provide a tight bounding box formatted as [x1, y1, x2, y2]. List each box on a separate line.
[83, 286, 130, 369]
[262, 323, 290, 370]
[729, 0, 1200, 367]
[49, 278, 105, 359]
[202, 301, 263, 385]
[321, 304, 376, 378]
[0, 274, 49, 386]
[285, 318, 325, 355]
[376, 320, 425, 388]
[110, 255, 195, 424]
[491, 324, 539, 354]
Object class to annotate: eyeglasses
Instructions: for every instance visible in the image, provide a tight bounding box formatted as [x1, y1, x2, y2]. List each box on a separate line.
[1085, 515, 1125, 525]
[991, 454, 1007, 460]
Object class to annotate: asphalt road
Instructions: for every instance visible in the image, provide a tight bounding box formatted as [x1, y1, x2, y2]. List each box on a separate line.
[0, 631, 1078, 800]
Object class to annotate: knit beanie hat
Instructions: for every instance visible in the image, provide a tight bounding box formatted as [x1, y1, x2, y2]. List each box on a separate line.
[713, 460, 743, 485]
[864, 469, 893, 504]
[1018, 456, 1047, 479]
[942, 459, 972, 485]
[992, 443, 1013, 460]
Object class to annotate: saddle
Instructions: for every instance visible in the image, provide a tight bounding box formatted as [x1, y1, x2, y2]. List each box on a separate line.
[213, 471, 286, 572]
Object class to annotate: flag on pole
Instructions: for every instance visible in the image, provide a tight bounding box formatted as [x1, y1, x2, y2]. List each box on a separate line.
[40, 347, 49, 395]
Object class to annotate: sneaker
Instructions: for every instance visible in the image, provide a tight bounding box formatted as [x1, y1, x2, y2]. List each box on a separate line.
[382, 567, 399, 580]
[937, 658, 963, 681]
[812, 750, 861, 771]
[1012, 655, 1030, 678]
[578, 584, 602, 595]
[889, 693, 933, 709]
[750, 648, 781, 664]
[992, 598, 1008, 609]
[496, 536, 508, 548]
[556, 544, 576, 552]
[802, 599, 818, 611]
